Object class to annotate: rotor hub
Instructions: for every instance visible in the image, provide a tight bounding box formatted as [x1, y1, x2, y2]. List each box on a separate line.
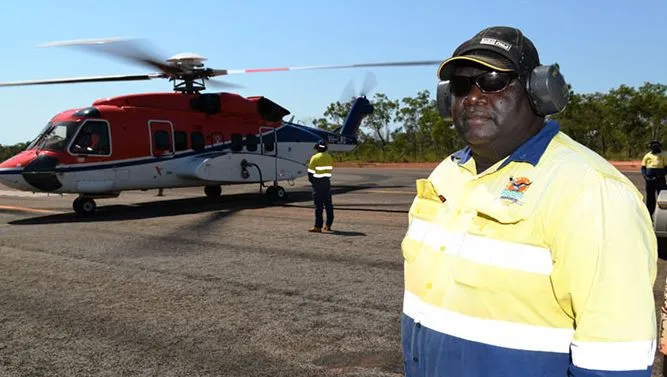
[166, 53, 207, 69]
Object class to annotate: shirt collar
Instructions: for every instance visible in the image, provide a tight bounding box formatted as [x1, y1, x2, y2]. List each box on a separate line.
[450, 120, 560, 169]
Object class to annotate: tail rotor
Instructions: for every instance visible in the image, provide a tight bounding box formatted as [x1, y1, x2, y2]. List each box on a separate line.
[340, 71, 378, 102]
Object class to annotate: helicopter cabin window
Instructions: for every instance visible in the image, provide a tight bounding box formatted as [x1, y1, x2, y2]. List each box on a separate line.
[174, 131, 188, 151]
[263, 133, 275, 152]
[231, 133, 243, 152]
[191, 131, 205, 152]
[70, 120, 111, 156]
[154, 130, 170, 151]
[245, 134, 258, 152]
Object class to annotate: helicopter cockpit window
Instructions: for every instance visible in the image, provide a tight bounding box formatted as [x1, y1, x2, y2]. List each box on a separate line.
[230, 133, 243, 152]
[245, 134, 258, 152]
[174, 131, 188, 151]
[29, 121, 81, 152]
[70, 120, 111, 155]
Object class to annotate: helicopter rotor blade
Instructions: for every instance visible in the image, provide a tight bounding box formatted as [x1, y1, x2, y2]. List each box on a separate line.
[206, 78, 244, 90]
[360, 71, 378, 97]
[39, 37, 181, 75]
[220, 60, 441, 76]
[0, 73, 163, 87]
[340, 78, 356, 103]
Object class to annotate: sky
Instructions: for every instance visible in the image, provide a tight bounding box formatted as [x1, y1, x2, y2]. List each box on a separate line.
[0, 0, 665, 145]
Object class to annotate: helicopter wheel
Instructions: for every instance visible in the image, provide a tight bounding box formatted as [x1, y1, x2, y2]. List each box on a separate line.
[73, 197, 96, 216]
[266, 186, 286, 204]
[204, 185, 222, 198]
[274, 186, 286, 201]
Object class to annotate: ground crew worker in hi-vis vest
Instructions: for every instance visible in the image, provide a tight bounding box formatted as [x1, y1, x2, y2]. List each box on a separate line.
[641, 140, 667, 216]
[308, 139, 334, 232]
[401, 25, 657, 377]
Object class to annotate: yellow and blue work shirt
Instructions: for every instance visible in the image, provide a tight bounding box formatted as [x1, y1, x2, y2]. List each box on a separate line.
[642, 151, 667, 177]
[308, 152, 333, 179]
[401, 120, 657, 377]
[642, 151, 667, 169]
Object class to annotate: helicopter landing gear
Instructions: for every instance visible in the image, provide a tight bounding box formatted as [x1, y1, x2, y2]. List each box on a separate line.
[265, 185, 286, 204]
[73, 196, 96, 216]
[204, 185, 222, 198]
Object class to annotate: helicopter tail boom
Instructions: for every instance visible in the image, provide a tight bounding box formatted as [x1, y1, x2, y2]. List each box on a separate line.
[339, 96, 374, 137]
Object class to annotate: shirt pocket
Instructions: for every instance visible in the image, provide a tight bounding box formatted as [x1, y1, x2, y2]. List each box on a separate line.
[402, 179, 446, 263]
[452, 198, 539, 292]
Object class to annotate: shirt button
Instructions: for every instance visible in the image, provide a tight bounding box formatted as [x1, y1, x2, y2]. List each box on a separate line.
[439, 245, 446, 252]
[425, 282, 433, 290]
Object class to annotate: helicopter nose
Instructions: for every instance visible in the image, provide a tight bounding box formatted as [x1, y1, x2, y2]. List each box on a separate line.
[21, 154, 62, 191]
[0, 169, 29, 191]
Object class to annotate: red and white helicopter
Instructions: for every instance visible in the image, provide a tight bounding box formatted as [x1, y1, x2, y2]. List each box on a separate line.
[0, 38, 440, 215]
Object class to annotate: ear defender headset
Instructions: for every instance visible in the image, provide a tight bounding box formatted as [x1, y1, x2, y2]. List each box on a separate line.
[437, 63, 570, 120]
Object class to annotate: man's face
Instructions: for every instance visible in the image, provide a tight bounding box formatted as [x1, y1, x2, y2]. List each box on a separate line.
[451, 65, 535, 148]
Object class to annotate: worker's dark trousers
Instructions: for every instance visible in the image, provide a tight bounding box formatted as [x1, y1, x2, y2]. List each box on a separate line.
[313, 179, 333, 229]
[645, 176, 666, 215]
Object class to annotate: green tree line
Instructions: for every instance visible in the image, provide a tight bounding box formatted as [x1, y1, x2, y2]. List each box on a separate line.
[312, 82, 667, 162]
[0, 142, 29, 163]
[1, 82, 665, 163]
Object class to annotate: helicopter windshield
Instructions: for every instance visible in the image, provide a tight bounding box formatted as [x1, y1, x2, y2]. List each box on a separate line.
[28, 121, 81, 152]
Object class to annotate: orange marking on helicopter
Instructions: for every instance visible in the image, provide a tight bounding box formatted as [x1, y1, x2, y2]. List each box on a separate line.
[0, 205, 60, 214]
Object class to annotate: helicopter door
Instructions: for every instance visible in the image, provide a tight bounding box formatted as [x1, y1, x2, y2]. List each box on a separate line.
[260, 127, 277, 156]
[260, 126, 279, 184]
[149, 120, 174, 157]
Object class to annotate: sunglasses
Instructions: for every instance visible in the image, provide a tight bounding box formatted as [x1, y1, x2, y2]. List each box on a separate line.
[450, 71, 519, 97]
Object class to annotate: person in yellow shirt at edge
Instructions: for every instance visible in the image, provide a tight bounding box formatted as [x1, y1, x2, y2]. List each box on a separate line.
[401, 25, 657, 377]
[307, 139, 334, 232]
[641, 140, 667, 216]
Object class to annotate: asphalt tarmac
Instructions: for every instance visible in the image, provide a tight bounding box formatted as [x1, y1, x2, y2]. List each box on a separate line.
[0, 167, 663, 377]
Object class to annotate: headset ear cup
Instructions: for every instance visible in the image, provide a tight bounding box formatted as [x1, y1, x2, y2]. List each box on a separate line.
[436, 81, 453, 120]
[527, 64, 570, 116]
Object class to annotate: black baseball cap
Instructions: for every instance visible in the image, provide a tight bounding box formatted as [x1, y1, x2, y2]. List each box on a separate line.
[437, 26, 541, 81]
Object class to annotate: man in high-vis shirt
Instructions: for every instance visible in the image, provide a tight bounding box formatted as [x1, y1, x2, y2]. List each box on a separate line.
[307, 139, 334, 232]
[641, 140, 667, 216]
[401, 26, 657, 377]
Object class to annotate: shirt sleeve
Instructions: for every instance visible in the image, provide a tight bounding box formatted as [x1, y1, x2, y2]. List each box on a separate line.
[547, 175, 657, 377]
[642, 154, 649, 167]
[660, 279, 667, 355]
[308, 155, 317, 173]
